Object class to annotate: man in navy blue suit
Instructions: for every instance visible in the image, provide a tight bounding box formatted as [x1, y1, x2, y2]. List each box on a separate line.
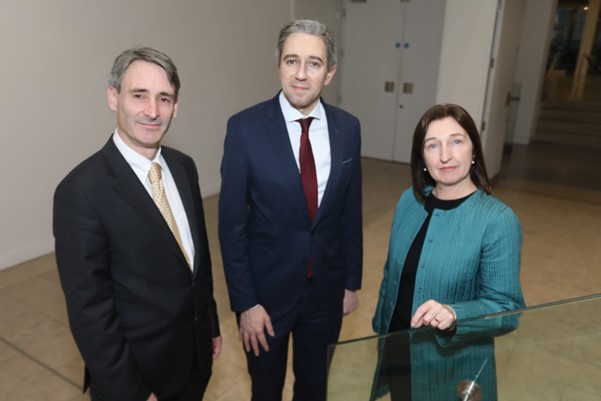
[219, 19, 363, 401]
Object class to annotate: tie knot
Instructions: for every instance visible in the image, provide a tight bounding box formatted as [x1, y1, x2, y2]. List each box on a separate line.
[148, 162, 162, 184]
[297, 117, 314, 134]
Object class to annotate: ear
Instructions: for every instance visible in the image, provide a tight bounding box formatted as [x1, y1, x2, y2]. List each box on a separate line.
[107, 86, 118, 112]
[172, 100, 179, 119]
[324, 65, 337, 86]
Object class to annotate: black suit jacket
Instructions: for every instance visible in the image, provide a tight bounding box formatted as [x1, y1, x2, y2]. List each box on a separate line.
[54, 138, 219, 401]
[219, 94, 363, 319]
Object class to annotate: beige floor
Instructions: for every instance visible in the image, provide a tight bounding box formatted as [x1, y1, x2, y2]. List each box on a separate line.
[1, 144, 601, 401]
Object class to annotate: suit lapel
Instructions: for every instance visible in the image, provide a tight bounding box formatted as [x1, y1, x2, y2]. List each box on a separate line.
[315, 103, 342, 224]
[101, 140, 191, 271]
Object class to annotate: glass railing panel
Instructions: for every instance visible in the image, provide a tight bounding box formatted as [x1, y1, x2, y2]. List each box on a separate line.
[327, 294, 601, 401]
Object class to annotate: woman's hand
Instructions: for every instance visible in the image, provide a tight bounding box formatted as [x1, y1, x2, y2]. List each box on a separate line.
[411, 300, 457, 331]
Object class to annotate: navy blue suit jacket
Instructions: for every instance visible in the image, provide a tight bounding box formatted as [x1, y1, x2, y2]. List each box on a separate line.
[54, 139, 220, 401]
[219, 94, 363, 319]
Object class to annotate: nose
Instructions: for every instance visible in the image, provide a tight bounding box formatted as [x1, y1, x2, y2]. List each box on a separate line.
[295, 62, 307, 80]
[440, 144, 452, 163]
[144, 99, 159, 119]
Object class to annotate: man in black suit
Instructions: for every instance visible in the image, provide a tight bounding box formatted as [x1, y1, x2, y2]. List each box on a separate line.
[54, 47, 221, 401]
[219, 20, 363, 401]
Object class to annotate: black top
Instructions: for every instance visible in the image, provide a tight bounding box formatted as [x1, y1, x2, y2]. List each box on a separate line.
[389, 191, 475, 332]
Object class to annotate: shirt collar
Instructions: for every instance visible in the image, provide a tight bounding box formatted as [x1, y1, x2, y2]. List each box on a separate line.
[112, 129, 163, 183]
[278, 91, 324, 123]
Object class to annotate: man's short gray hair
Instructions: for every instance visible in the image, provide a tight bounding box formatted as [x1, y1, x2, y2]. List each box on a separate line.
[275, 19, 337, 70]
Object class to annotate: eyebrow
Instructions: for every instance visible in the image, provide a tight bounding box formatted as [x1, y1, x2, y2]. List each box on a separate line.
[424, 132, 466, 142]
[282, 54, 324, 64]
[129, 87, 175, 99]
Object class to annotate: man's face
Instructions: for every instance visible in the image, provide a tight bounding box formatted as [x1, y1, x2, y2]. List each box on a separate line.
[278, 33, 336, 115]
[108, 60, 178, 159]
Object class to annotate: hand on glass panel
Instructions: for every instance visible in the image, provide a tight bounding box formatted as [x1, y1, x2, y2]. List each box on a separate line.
[411, 299, 456, 330]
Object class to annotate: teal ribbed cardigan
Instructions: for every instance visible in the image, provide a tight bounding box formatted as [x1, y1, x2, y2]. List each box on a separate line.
[372, 187, 525, 401]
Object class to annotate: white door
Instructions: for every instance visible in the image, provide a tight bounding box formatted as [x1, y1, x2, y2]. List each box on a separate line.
[392, 0, 445, 162]
[339, 0, 445, 163]
[481, 0, 526, 177]
[338, 0, 404, 160]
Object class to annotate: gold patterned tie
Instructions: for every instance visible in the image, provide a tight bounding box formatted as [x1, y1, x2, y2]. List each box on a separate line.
[148, 162, 191, 267]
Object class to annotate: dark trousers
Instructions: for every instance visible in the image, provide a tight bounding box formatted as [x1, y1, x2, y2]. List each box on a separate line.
[382, 332, 412, 401]
[89, 357, 209, 401]
[243, 282, 343, 401]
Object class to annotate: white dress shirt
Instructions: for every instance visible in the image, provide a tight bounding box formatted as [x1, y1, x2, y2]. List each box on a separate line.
[112, 131, 195, 269]
[279, 92, 331, 205]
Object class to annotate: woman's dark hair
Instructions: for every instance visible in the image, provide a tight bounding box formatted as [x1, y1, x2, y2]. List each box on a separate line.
[410, 103, 492, 203]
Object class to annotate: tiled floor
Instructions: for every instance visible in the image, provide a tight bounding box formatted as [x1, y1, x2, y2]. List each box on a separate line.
[1, 143, 600, 401]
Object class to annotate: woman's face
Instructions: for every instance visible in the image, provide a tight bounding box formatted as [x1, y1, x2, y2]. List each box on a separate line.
[423, 117, 475, 198]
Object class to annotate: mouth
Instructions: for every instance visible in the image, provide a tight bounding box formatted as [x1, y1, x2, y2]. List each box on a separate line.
[291, 84, 309, 92]
[137, 121, 162, 129]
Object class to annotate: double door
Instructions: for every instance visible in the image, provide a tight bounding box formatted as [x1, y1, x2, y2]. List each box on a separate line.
[339, 0, 445, 162]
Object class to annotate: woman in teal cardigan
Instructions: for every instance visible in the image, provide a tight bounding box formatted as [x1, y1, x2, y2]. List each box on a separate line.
[372, 104, 524, 401]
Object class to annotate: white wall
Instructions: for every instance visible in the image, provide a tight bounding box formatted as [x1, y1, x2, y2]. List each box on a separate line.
[513, 0, 557, 145]
[481, 0, 526, 178]
[435, 0, 498, 125]
[0, 0, 342, 270]
[435, 0, 528, 179]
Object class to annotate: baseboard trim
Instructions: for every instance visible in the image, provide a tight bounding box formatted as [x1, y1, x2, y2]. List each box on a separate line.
[0, 239, 54, 271]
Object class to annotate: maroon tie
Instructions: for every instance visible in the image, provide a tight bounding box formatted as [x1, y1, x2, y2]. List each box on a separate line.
[298, 117, 316, 279]
[299, 117, 318, 221]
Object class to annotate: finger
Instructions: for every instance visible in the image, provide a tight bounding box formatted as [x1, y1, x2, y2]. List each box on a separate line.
[243, 332, 251, 353]
[214, 337, 223, 358]
[413, 303, 429, 320]
[411, 308, 427, 327]
[257, 332, 270, 353]
[346, 299, 358, 315]
[249, 334, 262, 357]
[425, 313, 438, 325]
[264, 317, 275, 337]
[438, 320, 451, 330]
[411, 316, 424, 328]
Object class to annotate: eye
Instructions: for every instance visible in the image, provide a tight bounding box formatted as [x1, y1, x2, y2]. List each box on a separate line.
[286, 59, 298, 66]
[309, 61, 321, 68]
[424, 142, 439, 151]
[159, 97, 172, 105]
[452, 138, 464, 145]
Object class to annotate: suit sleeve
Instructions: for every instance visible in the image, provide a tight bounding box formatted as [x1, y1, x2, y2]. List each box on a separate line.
[53, 180, 151, 401]
[189, 161, 221, 337]
[218, 116, 258, 312]
[341, 118, 363, 291]
[450, 206, 525, 320]
[436, 207, 524, 347]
